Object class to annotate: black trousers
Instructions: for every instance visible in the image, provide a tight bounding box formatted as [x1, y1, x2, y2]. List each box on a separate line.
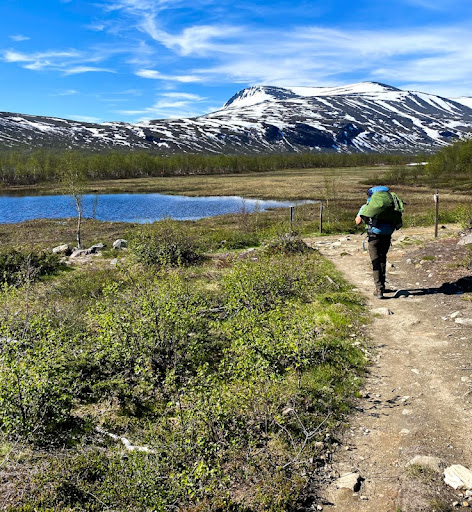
[368, 234, 391, 290]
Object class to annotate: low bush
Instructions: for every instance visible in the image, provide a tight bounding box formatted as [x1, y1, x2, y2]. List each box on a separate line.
[0, 315, 79, 441]
[263, 232, 312, 255]
[128, 219, 201, 267]
[0, 248, 61, 286]
[2, 245, 368, 510]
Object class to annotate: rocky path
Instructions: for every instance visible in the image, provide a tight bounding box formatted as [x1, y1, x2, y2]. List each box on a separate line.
[308, 227, 472, 511]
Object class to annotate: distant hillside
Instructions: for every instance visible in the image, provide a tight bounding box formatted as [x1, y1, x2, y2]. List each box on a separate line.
[1, 82, 472, 154]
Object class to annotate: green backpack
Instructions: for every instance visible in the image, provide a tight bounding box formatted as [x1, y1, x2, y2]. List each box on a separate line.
[361, 191, 404, 230]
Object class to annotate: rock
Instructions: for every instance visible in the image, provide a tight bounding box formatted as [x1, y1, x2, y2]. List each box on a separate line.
[52, 243, 71, 255]
[372, 307, 394, 316]
[88, 243, 105, 253]
[110, 258, 118, 266]
[70, 248, 90, 258]
[444, 465, 472, 490]
[406, 455, 442, 473]
[451, 311, 463, 319]
[462, 502, 470, 508]
[335, 472, 362, 492]
[113, 238, 128, 250]
[70, 243, 106, 258]
[455, 318, 472, 326]
[458, 234, 472, 246]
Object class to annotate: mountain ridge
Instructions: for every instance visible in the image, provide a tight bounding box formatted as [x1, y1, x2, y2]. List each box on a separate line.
[1, 81, 472, 154]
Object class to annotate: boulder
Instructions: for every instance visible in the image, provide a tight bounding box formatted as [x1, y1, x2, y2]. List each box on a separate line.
[70, 243, 106, 258]
[70, 248, 90, 258]
[113, 239, 128, 250]
[52, 244, 71, 255]
[458, 233, 472, 246]
[88, 243, 105, 253]
[335, 472, 362, 491]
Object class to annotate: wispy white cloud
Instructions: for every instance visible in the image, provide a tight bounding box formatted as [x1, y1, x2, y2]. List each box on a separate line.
[63, 65, 115, 75]
[174, 25, 472, 96]
[9, 34, 30, 42]
[161, 92, 205, 100]
[1, 46, 123, 74]
[115, 89, 208, 120]
[136, 68, 201, 82]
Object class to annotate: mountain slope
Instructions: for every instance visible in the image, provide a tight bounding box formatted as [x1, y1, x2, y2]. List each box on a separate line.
[1, 82, 472, 153]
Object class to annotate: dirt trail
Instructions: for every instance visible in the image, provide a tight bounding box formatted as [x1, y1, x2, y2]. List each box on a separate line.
[308, 227, 472, 511]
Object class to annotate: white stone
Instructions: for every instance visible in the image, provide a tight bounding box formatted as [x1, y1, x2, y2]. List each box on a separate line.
[451, 311, 463, 319]
[455, 318, 472, 326]
[52, 243, 70, 254]
[113, 238, 128, 250]
[372, 307, 394, 316]
[444, 465, 472, 490]
[335, 472, 362, 491]
[458, 233, 472, 246]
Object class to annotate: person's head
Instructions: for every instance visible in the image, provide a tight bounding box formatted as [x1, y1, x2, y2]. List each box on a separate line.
[367, 185, 389, 197]
[366, 185, 389, 203]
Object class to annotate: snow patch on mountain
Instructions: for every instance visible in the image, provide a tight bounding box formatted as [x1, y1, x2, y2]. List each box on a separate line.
[1, 81, 472, 154]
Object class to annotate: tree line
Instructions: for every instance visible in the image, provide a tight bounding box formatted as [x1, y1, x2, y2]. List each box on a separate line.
[0, 148, 413, 186]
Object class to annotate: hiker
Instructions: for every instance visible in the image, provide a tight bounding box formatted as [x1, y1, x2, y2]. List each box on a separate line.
[355, 186, 404, 299]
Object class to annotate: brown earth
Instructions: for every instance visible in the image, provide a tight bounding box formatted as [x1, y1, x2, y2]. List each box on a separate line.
[307, 226, 472, 512]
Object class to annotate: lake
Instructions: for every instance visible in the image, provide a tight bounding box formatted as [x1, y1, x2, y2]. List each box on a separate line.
[0, 193, 312, 224]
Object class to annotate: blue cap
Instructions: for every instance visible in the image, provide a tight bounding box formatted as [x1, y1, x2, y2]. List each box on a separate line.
[367, 186, 389, 197]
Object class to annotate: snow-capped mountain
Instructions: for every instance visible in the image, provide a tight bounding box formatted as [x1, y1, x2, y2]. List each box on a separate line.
[1, 82, 472, 154]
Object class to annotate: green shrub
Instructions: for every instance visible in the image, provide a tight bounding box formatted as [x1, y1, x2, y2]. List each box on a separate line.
[0, 316, 78, 441]
[87, 273, 220, 409]
[0, 248, 61, 286]
[202, 228, 260, 251]
[128, 219, 201, 267]
[263, 232, 312, 255]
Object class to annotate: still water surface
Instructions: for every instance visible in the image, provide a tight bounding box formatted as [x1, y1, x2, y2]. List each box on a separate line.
[0, 193, 310, 224]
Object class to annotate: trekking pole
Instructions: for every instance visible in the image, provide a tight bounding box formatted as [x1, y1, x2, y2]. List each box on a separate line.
[433, 189, 439, 238]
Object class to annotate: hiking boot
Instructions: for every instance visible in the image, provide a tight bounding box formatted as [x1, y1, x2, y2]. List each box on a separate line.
[373, 288, 384, 299]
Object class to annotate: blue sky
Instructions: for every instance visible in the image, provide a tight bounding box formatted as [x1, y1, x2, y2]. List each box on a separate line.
[2, 0, 472, 123]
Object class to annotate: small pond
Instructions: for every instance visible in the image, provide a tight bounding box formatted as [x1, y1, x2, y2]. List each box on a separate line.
[0, 192, 313, 224]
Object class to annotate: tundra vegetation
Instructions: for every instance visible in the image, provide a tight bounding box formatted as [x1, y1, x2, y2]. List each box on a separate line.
[0, 214, 368, 511]
[1, 140, 472, 510]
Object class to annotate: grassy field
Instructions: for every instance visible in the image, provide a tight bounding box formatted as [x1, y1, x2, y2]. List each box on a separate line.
[1, 165, 471, 251]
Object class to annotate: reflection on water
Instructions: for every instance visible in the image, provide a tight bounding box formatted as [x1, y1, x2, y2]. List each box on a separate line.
[0, 192, 313, 224]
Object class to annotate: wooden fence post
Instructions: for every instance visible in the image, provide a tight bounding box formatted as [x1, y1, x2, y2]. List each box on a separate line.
[319, 202, 324, 234]
[433, 189, 439, 238]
